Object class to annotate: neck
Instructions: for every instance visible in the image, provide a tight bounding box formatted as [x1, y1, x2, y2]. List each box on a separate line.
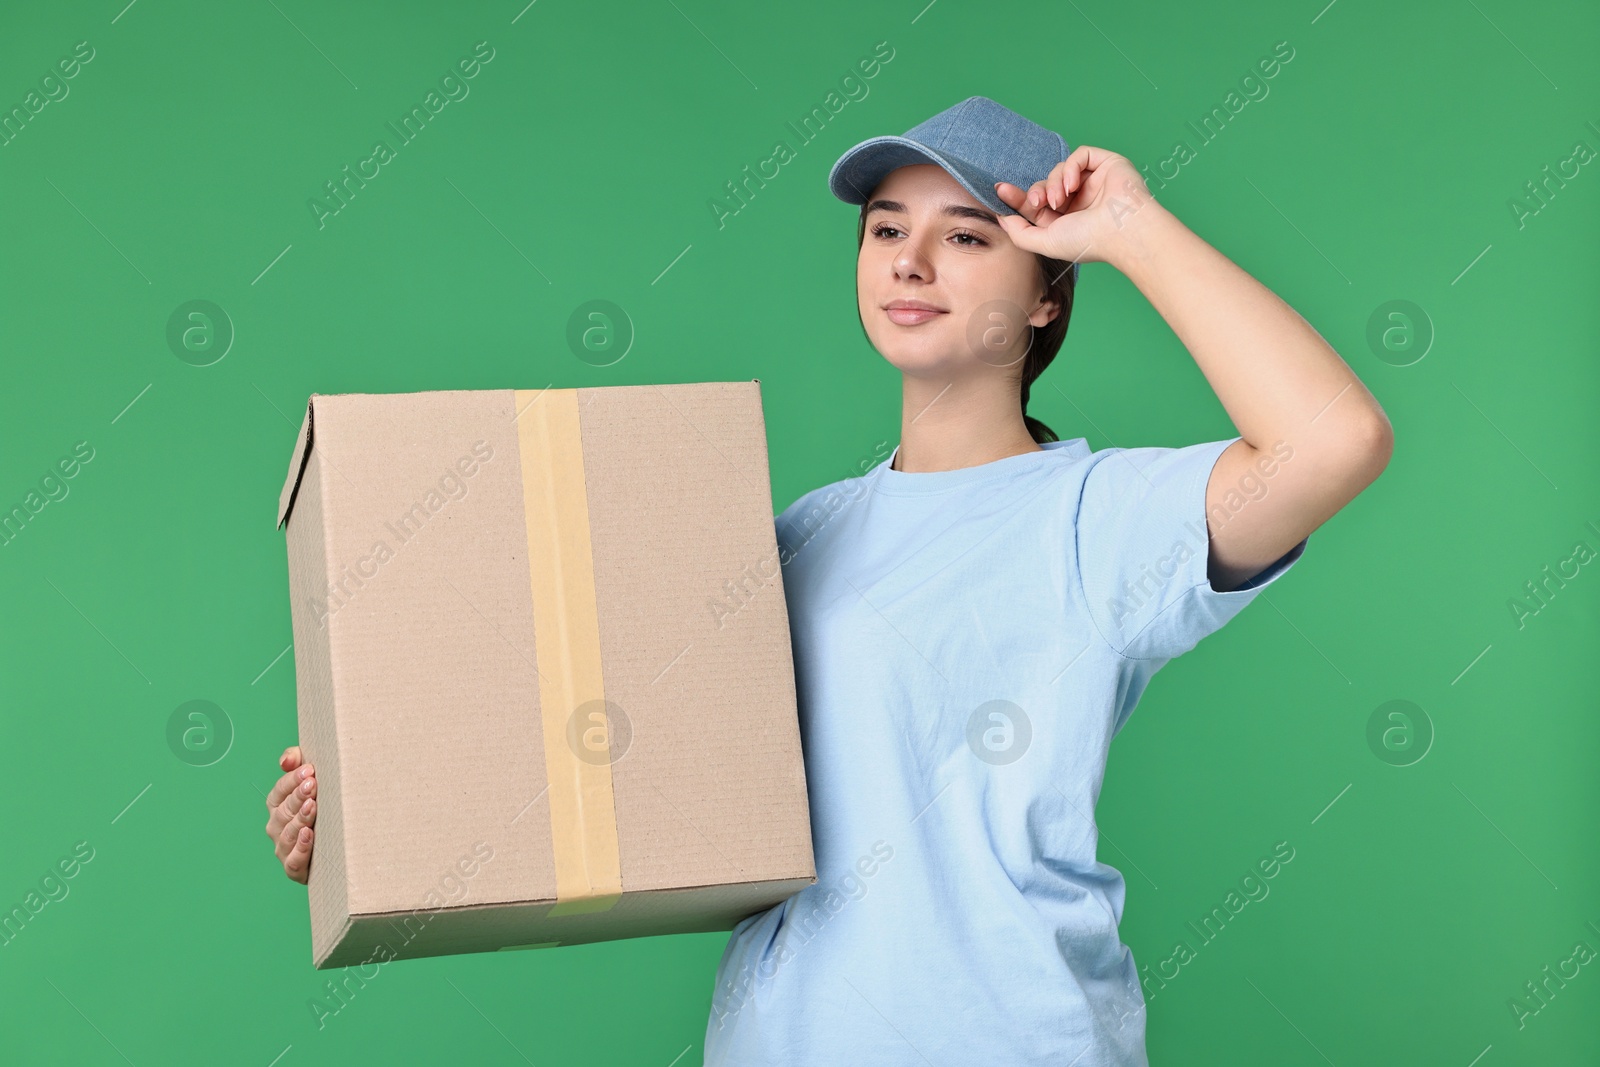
[892, 374, 1041, 473]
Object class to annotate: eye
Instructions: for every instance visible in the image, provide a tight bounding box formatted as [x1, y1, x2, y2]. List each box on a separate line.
[869, 223, 988, 247]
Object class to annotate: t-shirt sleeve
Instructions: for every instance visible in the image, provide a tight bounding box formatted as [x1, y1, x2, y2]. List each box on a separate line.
[1074, 436, 1308, 662]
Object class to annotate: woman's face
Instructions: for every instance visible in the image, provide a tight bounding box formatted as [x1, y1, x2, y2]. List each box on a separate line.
[857, 164, 1058, 379]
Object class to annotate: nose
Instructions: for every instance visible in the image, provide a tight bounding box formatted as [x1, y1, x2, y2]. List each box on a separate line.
[893, 238, 934, 282]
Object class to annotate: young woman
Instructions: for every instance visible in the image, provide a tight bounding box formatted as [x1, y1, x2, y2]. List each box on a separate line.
[265, 97, 1392, 1065]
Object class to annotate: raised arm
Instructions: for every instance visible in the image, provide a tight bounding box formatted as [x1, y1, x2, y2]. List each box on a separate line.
[997, 146, 1393, 591]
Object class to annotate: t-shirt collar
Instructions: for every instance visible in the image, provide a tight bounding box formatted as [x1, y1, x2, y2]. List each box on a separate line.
[874, 438, 1091, 494]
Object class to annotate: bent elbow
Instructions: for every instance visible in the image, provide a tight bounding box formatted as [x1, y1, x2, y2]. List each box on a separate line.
[1338, 414, 1394, 494]
[1362, 413, 1395, 476]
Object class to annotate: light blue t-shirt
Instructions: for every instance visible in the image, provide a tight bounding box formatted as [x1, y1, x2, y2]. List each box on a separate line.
[705, 436, 1308, 1066]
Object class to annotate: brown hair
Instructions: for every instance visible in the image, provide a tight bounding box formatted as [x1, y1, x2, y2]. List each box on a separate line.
[855, 202, 1077, 444]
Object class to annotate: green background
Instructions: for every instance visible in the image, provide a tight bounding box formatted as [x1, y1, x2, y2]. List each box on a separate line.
[2, 0, 1596, 1063]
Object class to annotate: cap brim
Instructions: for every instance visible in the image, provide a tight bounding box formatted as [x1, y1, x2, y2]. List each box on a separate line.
[827, 136, 1011, 217]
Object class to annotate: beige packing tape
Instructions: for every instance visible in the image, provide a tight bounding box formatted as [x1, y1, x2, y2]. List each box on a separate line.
[514, 388, 623, 916]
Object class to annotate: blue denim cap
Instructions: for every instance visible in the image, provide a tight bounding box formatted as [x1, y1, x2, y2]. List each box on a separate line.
[827, 95, 1077, 283]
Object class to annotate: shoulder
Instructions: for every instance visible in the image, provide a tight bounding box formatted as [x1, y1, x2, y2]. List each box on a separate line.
[777, 473, 871, 522]
[775, 473, 873, 555]
[1078, 437, 1236, 484]
[1071, 438, 1239, 519]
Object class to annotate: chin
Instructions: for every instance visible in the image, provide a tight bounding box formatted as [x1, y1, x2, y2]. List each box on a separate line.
[872, 336, 963, 377]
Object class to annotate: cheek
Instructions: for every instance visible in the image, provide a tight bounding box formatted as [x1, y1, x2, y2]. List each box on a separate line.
[968, 260, 1035, 306]
[856, 255, 878, 294]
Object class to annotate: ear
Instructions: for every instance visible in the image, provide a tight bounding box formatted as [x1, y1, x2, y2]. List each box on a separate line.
[1029, 291, 1061, 329]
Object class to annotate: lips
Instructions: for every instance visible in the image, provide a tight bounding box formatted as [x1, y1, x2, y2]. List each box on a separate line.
[884, 308, 945, 325]
[883, 300, 947, 325]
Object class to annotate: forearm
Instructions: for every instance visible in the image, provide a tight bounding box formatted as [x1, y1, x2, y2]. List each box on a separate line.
[1107, 199, 1390, 464]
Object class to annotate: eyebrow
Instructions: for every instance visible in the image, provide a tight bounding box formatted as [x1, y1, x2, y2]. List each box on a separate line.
[865, 198, 1001, 228]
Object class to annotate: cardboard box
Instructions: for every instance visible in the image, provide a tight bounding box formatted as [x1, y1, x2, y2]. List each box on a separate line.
[276, 383, 815, 969]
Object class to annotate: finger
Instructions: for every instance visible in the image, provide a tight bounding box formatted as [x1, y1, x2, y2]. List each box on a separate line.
[266, 770, 316, 839]
[1026, 179, 1047, 218]
[1050, 159, 1083, 212]
[1048, 162, 1069, 212]
[1029, 181, 1063, 227]
[280, 745, 303, 771]
[275, 797, 316, 861]
[995, 212, 1049, 255]
[266, 760, 314, 812]
[282, 825, 314, 884]
[997, 177, 1071, 244]
[1065, 144, 1117, 205]
[1016, 180, 1063, 228]
[1067, 160, 1087, 207]
[992, 182, 1030, 220]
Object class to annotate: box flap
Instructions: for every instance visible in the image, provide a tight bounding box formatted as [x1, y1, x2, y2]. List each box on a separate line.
[277, 395, 316, 530]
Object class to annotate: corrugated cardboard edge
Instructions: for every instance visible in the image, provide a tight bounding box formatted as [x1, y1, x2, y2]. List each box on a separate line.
[281, 437, 355, 970]
[316, 874, 816, 969]
[277, 395, 316, 530]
